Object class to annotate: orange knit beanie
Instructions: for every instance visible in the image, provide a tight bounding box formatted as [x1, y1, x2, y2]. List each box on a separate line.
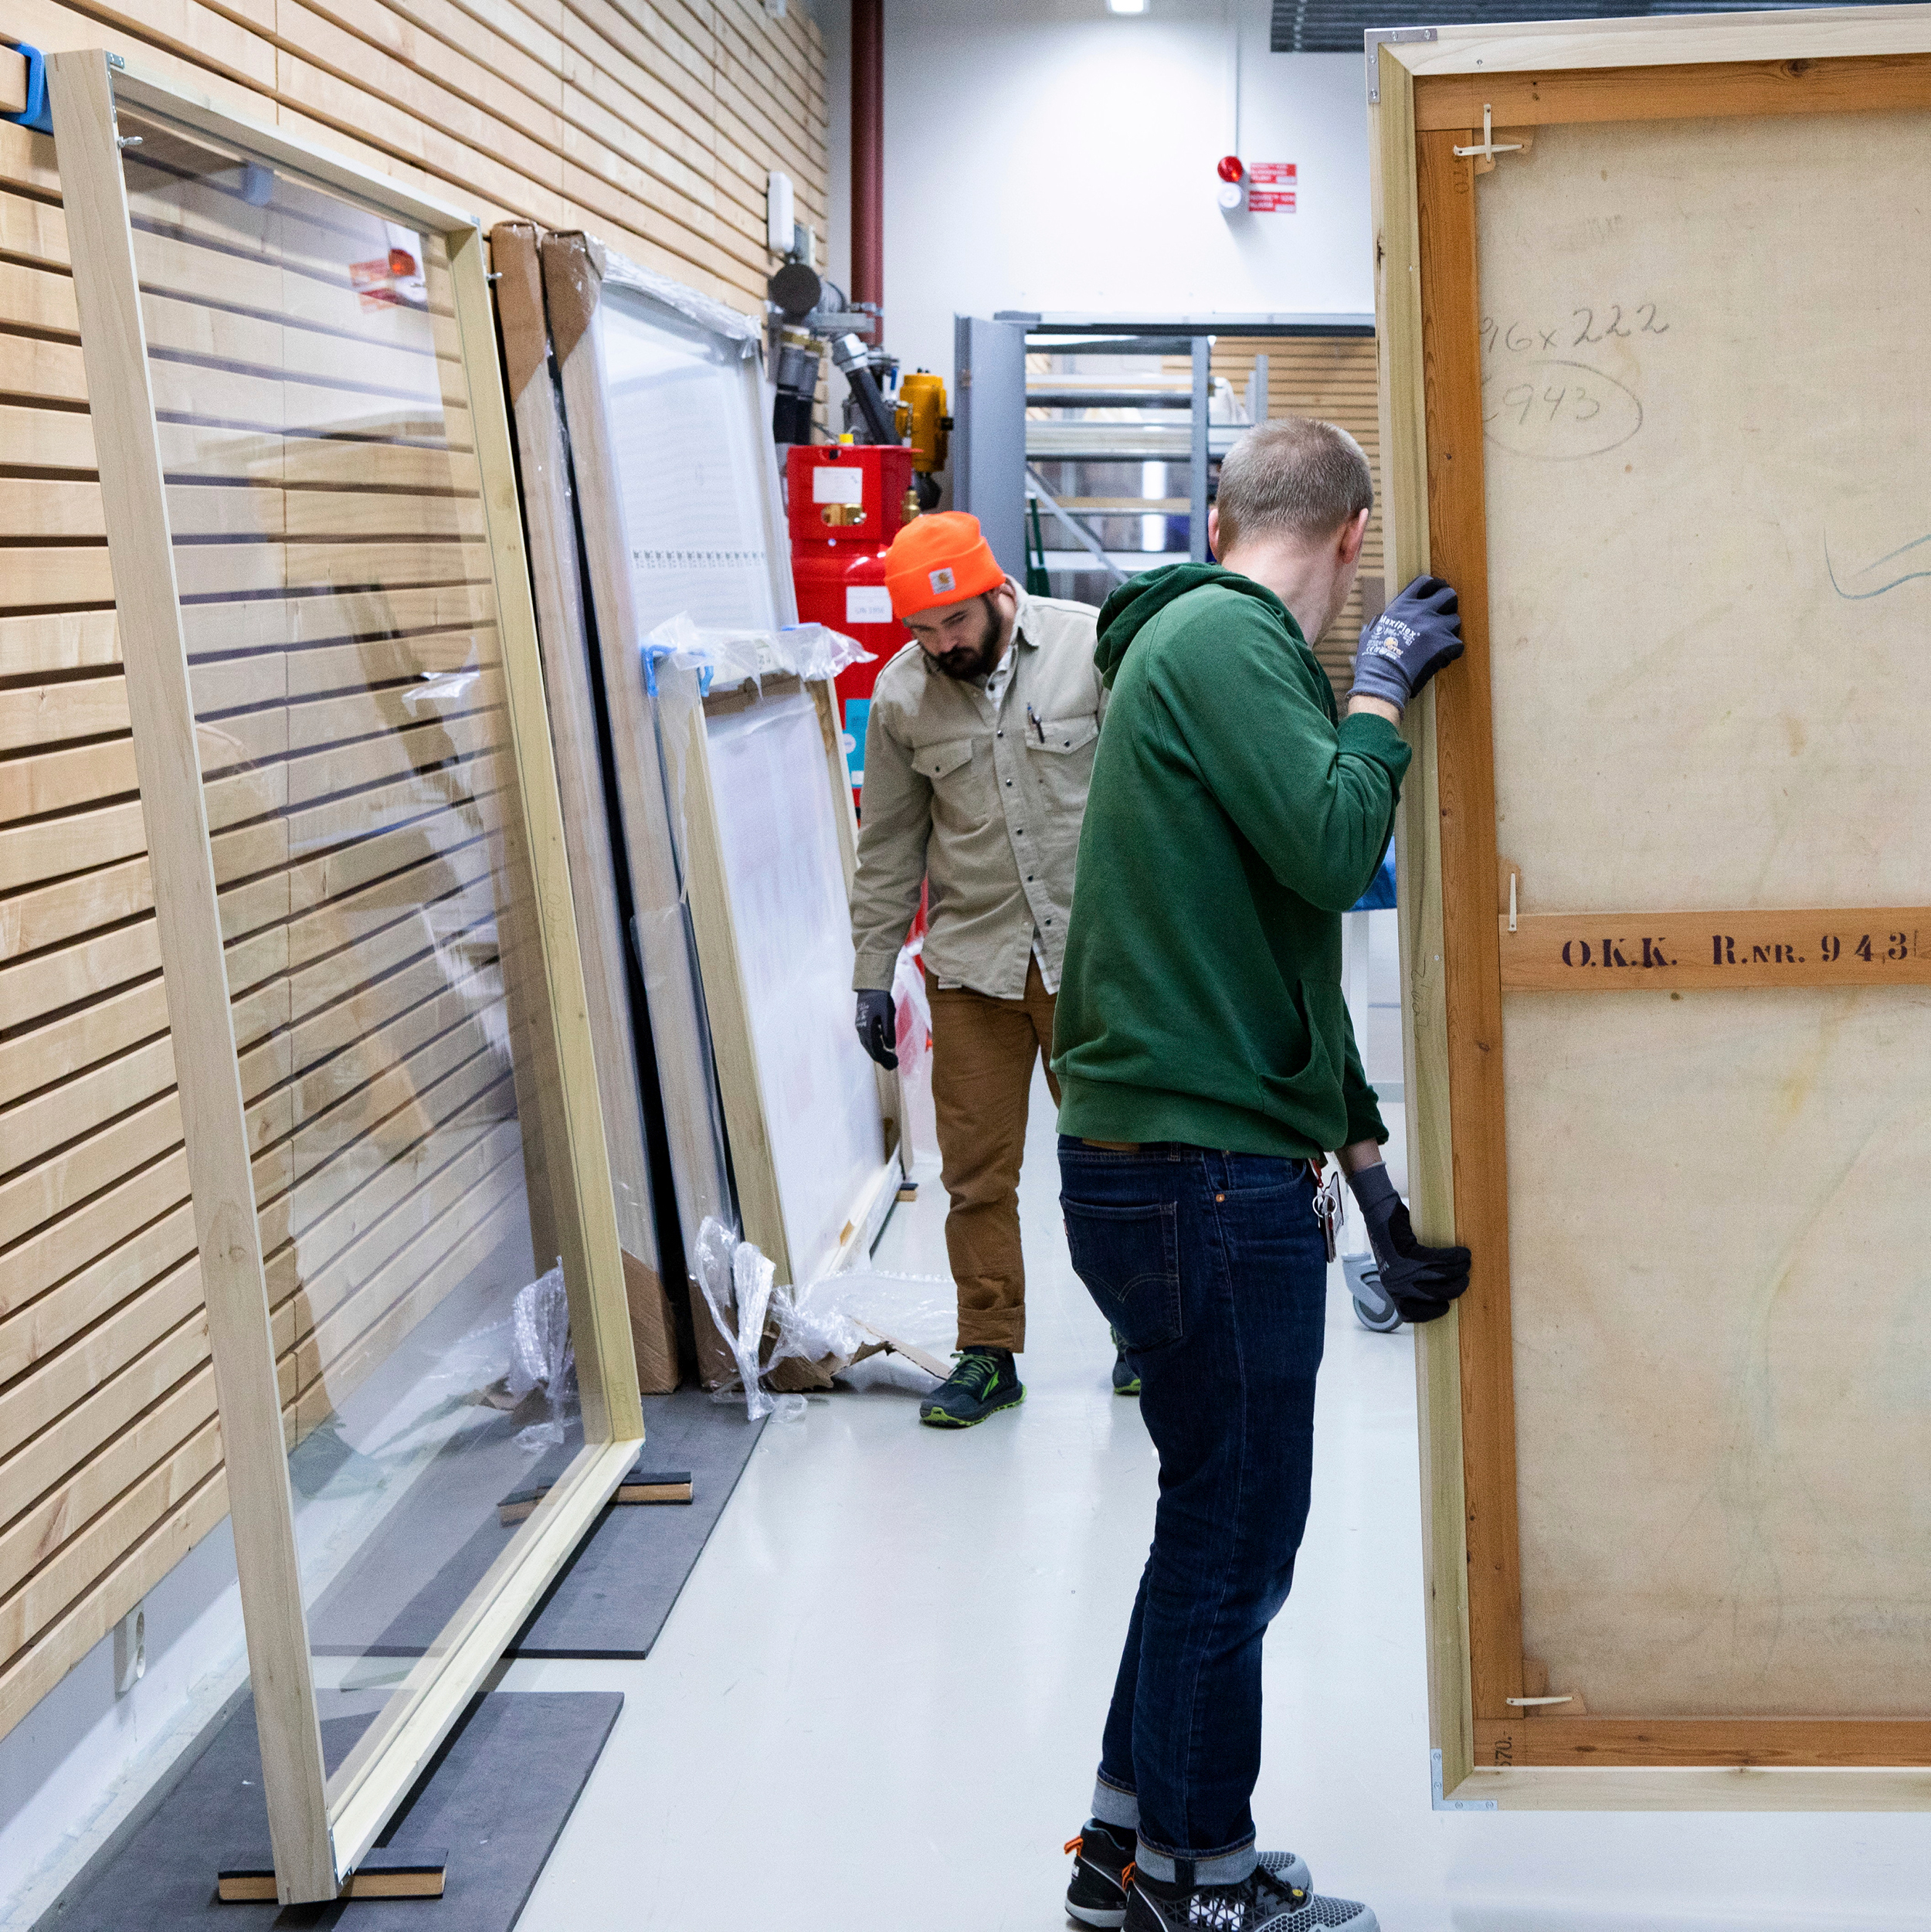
[883, 511, 1006, 619]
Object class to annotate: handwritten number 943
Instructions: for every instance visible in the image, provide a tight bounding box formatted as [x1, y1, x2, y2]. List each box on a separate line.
[1491, 382, 1603, 428]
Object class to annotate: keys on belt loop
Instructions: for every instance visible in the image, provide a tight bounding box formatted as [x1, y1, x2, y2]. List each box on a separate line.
[1311, 1160, 1343, 1265]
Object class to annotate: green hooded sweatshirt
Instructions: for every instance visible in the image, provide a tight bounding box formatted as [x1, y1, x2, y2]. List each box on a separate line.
[1050, 563, 1411, 1159]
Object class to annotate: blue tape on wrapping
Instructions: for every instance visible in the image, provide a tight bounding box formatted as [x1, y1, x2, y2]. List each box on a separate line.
[639, 643, 711, 698]
[3, 45, 53, 137]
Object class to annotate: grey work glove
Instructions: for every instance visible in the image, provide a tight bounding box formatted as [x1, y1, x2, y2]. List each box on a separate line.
[1346, 1161, 1470, 1324]
[1351, 574, 1464, 711]
[854, 988, 898, 1070]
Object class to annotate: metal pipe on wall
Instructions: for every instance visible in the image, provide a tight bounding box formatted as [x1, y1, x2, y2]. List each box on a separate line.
[851, 0, 883, 338]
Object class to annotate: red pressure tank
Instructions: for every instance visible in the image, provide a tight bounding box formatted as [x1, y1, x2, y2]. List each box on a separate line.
[787, 442, 915, 803]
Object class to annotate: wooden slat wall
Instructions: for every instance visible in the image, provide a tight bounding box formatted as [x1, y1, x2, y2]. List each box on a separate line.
[8, 0, 825, 312]
[0, 116, 234, 1742]
[0, 0, 825, 1744]
[1206, 336, 1384, 706]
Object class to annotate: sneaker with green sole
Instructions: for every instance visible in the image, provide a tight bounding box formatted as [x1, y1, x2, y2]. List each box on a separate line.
[918, 1346, 1024, 1428]
[1110, 1326, 1141, 1397]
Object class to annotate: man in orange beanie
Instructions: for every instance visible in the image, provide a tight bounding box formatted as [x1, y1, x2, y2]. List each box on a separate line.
[849, 513, 1116, 1426]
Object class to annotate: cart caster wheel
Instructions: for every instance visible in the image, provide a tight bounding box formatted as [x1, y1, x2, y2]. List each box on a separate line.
[1343, 1254, 1402, 1333]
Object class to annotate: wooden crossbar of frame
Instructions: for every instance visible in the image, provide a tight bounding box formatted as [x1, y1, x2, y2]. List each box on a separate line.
[1476, 1714, 1931, 1770]
[47, 49, 641, 1903]
[1413, 52, 1931, 132]
[1498, 908, 1931, 991]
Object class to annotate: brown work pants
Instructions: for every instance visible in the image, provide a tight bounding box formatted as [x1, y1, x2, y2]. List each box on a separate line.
[928, 959, 1060, 1353]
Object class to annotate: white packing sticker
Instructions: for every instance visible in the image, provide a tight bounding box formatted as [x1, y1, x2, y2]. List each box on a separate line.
[812, 465, 865, 505]
[845, 585, 893, 625]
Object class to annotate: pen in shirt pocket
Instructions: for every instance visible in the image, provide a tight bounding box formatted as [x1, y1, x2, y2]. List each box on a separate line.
[1025, 703, 1045, 743]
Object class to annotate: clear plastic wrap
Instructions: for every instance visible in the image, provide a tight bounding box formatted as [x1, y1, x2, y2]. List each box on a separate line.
[504, 1265, 576, 1450]
[694, 1217, 955, 1421]
[643, 611, 873, 695]
[891, 936, 932, 1083]
[599, 244, 762, 356]
[644, 618, 874, 905]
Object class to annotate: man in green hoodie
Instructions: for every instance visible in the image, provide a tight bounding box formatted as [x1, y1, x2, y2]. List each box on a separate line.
[1052, 417, 1471, 1932]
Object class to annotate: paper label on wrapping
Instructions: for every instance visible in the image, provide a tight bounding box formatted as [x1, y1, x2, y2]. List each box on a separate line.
[845, 586, 893, 625]
[813, 465, 865, 504]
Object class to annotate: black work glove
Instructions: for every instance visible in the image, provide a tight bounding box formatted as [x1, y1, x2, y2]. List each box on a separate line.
[1346, 1161, 1470, 1324]
[854, 988, 898, 1070]
[1350, 574, 1464, 711]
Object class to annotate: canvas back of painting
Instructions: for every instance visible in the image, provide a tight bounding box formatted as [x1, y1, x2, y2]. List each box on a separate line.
[1478, 110, 1931, 1718]
[1380, 16, 1931, 1800]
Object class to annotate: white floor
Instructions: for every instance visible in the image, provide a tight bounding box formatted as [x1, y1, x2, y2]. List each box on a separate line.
[507, 957, 1931, 1929]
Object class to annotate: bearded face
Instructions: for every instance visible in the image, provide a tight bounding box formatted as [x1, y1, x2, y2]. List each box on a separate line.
[911, 593, 1005, 681]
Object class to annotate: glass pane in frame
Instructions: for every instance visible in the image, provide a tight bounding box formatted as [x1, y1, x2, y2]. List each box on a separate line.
[703, 687, 886, 1284]
[600, 284, 783, 631]
[114, 106, 615, 1788]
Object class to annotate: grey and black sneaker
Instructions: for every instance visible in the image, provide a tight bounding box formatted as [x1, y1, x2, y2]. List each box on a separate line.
[1065, 1826, 1311, 1930]
[1065, 1819, 1136, 1928]
[918, 1346, 1024, 1428]
[1109, 1326, 1141, 1397]
[1125, 1860, 1375, 1932]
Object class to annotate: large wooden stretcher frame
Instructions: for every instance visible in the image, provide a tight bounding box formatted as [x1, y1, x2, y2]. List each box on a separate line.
[535, 239, 904, 1297]
[683, 660, 905, 1292]
[490, 221, 681, 1394]
[45, 51, 643, 1900]
[1373, 3, 1931, 1813]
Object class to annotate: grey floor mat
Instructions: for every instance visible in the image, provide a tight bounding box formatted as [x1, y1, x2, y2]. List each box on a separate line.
[509, 1387, 765, 1657]
[46, 1691, 620, 1929]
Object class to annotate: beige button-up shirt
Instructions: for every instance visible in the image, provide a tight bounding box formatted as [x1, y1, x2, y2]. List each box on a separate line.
[850, 585, 1104, 997]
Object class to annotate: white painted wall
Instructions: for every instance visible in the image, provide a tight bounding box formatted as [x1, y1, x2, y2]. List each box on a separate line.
[810, 0, 1371, 401]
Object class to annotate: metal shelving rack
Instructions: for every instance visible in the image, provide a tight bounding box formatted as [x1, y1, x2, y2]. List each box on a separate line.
[953, 312, 1374, 599]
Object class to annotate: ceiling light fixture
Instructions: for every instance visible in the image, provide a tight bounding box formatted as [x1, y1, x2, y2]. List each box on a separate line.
[1106, 0, 1149, 13]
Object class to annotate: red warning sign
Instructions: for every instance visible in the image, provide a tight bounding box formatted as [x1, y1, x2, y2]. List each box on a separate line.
[1248, 161, 1297, 213]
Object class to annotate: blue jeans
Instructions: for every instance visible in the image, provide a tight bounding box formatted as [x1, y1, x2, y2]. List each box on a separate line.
[1058, 1138, 1327, 1889]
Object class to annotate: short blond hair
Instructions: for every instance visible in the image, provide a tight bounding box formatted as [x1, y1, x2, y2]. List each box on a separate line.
[1214, 416, 1373, 552]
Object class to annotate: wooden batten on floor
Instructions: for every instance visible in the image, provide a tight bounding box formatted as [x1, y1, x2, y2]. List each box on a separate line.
[217, 1849, 449, 1903]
